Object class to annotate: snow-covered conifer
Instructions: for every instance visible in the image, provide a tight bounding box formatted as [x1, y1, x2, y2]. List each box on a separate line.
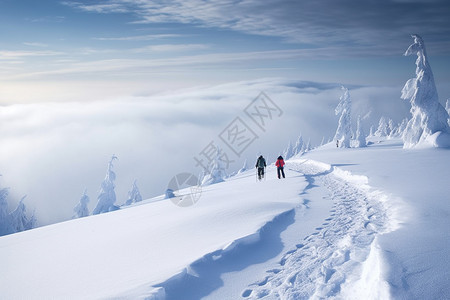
[368, 125, 374, 137]
[293, 135, 304, 156]
[201, 147, 227, 185]
[375, 117, 388, 137]
[388, 119, 396, 138]
[354, 115, 367, 148]
[73, 189, 90, 218]
[0, 179, 36, 236]
[125, 180, 142, 206]
[10, 196, 30, 233]
[237, 159, 248, 174]
[25, 210, 37, 230]
[401, 34, 450, 148]
[92, 155, 118, 215]
[333, 86, 352, 148]
[283, 141, 294, 160]
[320, 137, 325, 147]
[304, 138, 311, 152]
[446, 99, 450, 126]
[396, 118, 408, 137]
[0, 184, 13, 236]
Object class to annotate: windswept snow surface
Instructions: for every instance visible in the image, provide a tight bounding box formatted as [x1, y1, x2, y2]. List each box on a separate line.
[0, 138, 449, 299]
[0, 166, 308, 299]
[297, 138, 450, 300]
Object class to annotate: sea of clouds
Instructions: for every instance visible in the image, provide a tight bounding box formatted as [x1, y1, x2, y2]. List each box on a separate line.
[0, 78, 412, 225]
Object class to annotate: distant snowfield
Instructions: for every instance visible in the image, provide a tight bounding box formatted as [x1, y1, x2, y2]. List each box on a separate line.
[0, 138, 449, 299]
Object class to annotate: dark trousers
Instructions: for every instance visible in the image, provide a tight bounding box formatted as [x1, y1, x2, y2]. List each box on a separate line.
[258, 167, 265, 179]
[277, 167, 285, 179]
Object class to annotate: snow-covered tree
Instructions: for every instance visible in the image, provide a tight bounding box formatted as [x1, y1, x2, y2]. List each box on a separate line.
[388, 119, 396, 138]
[446, 99, 450, 126]
[25, 210, 37, 230]
[354, 115, 367, 148]
[304, 138, 311, 152]
[391, 118, 408, 138]
[293, 135, 304, 156]
[125, 180, 142, 206]
[375, 116, 388, 137]
[92, 155, 118, 215]
[10, 196, 29, 232]
[0, 178, 36, 236]
[397, 118, 408, 136]
[73, 189, 90, 218]
[368, 125, 375, 137]
[237, 159, 248, 174]
[401, 34, 450, 148]
[333, 86, 352, 148]
[0, 185, 13, 236]
[201, 147, 227, 185]
[283, 141, 294, 160]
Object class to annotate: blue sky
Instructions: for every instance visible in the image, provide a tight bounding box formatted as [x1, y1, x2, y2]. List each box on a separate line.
[1, 0, 450, 103]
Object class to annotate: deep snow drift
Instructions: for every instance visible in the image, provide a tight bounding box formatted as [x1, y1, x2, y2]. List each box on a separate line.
[0, 138, 449, 299]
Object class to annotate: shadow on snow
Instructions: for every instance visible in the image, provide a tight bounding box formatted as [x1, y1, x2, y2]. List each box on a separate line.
[157, 209, 296, 300]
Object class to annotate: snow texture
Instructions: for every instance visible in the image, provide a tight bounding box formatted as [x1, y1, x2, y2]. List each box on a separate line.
[401, 34, 450, 148]
[0, 138, 448, 299]
[243, 159, 392, 299]
[333, 86, 352, 148]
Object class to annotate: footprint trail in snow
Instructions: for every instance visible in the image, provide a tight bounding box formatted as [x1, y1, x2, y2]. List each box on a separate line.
[243, 159, 391, 299]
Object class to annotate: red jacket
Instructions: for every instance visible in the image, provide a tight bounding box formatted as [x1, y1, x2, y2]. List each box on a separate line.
[276, 159, 285, 168]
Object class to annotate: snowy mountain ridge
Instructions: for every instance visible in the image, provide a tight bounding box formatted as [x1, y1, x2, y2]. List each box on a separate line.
[2, 137, 447, 299]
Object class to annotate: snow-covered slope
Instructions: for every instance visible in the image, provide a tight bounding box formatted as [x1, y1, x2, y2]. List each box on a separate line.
[0, 138, 448, 299]
[0, 165, 307, 299]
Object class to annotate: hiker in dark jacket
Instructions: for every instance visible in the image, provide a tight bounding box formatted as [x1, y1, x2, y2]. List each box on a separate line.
[275, 155, 285, 179]
[255, 155, 267, 180]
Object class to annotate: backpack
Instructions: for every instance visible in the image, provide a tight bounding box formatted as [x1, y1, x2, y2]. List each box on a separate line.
[257, 157, 265, 168]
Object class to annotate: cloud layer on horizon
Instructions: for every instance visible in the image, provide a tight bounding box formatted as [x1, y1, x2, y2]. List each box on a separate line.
[0, 78, 411, 225]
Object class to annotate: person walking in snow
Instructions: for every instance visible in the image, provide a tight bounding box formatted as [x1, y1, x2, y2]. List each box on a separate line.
[255, 155, 266, 180]
[276, 155, 285, 179]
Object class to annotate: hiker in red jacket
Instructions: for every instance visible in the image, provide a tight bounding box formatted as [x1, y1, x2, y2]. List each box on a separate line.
[276, 155, 285, 179]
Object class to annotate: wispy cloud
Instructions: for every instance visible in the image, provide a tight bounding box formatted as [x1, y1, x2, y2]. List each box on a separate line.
[0, 78, 409, 224]
[132, 43, 209, 52]
[0, 43, 405, 80]
[62, 0, 450, 55]
[23, 42, 49, 48]
[92, 34, 184, 41]
[25, 16, 66, 23]
[0, 50, 62, 60]
[61, 1, 129, 13]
